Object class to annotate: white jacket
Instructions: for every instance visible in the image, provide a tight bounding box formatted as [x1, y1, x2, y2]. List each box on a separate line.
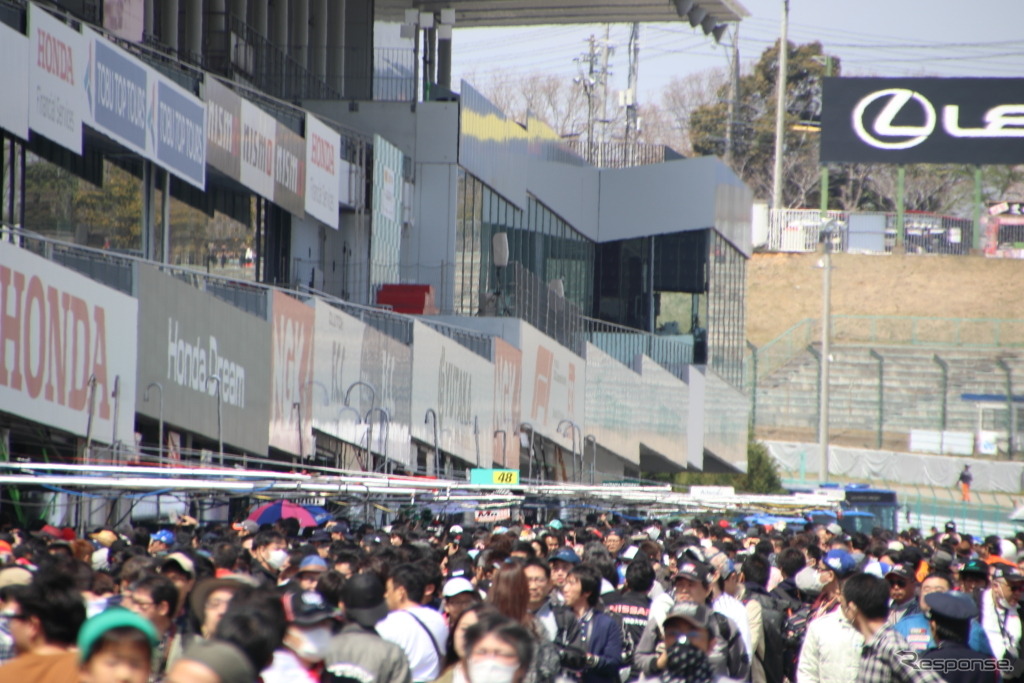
[796, 609, 864, 683]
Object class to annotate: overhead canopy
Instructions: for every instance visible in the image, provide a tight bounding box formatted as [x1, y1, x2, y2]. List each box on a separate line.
[378, 0, 747, 27]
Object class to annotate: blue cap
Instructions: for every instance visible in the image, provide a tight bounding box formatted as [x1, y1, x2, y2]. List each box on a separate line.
[151, 529, 175, 545]
[822, 549, 857, 578]
[550, 547, 580, 565]
[925, 591, 978, 621]
[297, 555, 329, 574]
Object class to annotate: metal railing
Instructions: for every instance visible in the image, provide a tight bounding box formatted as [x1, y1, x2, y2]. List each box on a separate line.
[501, 262, 585, 356]
[583, 317, 693, 381]
[421, 319, 493, 360]
[745, 318, 817, 390]
[299, 285, 413, 346]
[371, 48, 416, 102]
[767, 209, 974, 256]
[565, 140, 683, 168]
[229, 16, 340, 101]
[10, 230, 136, 295]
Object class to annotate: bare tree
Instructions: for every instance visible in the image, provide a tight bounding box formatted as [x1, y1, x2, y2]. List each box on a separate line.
[656, 67, 729, 155]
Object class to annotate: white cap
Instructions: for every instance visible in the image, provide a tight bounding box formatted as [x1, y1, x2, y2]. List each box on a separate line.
[621, 546, 639, 560]
[442, 577, 476, 598]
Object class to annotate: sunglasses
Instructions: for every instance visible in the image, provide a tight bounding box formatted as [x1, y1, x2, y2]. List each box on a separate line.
[887, 578, 907, 588]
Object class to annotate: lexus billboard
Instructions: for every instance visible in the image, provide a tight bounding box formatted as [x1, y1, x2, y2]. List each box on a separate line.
[820, 77, 1024, 164]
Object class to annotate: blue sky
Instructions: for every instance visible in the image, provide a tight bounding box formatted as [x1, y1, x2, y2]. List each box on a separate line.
[440, 0, 1024, 105]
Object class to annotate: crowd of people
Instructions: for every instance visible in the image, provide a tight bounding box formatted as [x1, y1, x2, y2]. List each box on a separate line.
[0, 511, 1021, 683]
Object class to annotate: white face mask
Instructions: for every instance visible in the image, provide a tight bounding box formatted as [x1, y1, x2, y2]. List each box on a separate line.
[266, 548, 289, 570]
[467, 659, 518, 683]
[289, 625, 333, 662]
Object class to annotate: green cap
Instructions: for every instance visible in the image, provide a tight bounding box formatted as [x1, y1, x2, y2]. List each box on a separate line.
[77, 607, 159, 662]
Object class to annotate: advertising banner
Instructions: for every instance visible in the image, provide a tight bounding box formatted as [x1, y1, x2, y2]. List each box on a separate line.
[305, 114, 340, 229]
[821, 77, 1024, 164]
[29, 4, 89, 154]
[155, 78, 206, 189]
[518, 323, 584, 448]
[205, 79, 242, 181]
[0, 241, 137, 445]
[637, 355, 689, 467]
[310, 299, 365, 444]
[240, 100, 276, 201]
[0, 23, 30, 140]
[411, 322, 493, 468]
[90, 32, 149, 153]
[135, 265, 270, 455]
[370, 134, 403, 289]
[269, 291, 315, 456]
[359, 326, 412, 469]
[274, 121, 306, 217]
[584, 343, 640, 466]
[493, 338, 521, 469]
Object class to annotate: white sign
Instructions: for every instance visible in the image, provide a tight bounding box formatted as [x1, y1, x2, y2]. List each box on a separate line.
[310, 299, 365, 443]
[304, 114, 340, 229]
[29, 4, 89, 154]
[240, 100, 276, 201]
[0, 23, 30, 140]
[0, 241, 138, 445]
[475, 508, 511, 523]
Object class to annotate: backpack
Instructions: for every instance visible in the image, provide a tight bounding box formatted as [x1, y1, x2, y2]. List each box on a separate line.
[712, 611, 750, 682]
[781, 603, 813, 682]
[743, 592, 788, 683]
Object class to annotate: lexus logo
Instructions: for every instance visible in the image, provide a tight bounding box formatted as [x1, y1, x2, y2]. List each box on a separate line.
[851, 88, 1024, 150]
[853, 89, 936, 150]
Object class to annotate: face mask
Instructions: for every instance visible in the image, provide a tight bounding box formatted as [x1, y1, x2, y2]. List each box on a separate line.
[665, 641, 713, 683]
[467, 659, 518, 683]
[290, 626, 333, 662]
[266, 548, 289, 570]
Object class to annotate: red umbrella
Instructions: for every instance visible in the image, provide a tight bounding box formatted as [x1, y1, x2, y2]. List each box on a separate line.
[247, 500, 319, 527]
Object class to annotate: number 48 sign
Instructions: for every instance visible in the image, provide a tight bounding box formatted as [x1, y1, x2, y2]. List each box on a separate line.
[470, 469, 520, 486]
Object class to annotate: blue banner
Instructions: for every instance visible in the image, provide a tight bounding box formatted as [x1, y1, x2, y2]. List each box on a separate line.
[156, 80, 206, 189]
[92, 39, 148, 151]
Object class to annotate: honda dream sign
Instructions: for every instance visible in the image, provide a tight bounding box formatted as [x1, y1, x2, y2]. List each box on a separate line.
[821, 77, 1024, 164]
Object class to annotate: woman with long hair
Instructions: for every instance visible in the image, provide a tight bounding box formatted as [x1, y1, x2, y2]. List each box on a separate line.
[434, 605, 506, 683]
[486, 563, 562, 683]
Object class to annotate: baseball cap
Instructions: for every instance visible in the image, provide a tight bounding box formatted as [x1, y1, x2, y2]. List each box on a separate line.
[548, 519, 564, 530]
[232, 520, 259, 536]
[960, 559, 989, 577]
[161, 552, 195, 578]
[674, 561, 713, 584]
[77, 607, 159, 662]
[0, 567, 32, 589]
[662, 601, 713, 630]
[89, 530, 119, 548]
[309, 530, 332, 544]
[550, 547, 581, 565]
[296, 556, 329, 575]
[151, 529, 175, 545]
[885, 563, 916, 582]
[284, 590, 341, 626]
[340, 573, 389, 629]
[991, 563, 1024, 584]
[826, 523, 843, 536]
[449, 525, 464, 535]
[178, 640, 255, 683]
[945, 521, 957, 533]
[821, 549, 857, 578]
[442, 577, 477, 598]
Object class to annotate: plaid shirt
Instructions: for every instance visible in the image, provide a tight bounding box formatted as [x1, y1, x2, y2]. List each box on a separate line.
[0, 621, 14, 664]
[855, 626, 944, 683]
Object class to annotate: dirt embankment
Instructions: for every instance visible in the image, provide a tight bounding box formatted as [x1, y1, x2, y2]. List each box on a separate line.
[746, 252, 1024, 346]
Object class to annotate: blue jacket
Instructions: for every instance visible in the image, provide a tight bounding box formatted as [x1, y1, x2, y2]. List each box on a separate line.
[575, 610, 623, 683]
[892, 612, 993, 656]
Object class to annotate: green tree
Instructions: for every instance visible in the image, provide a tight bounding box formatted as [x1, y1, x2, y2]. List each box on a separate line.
[745, 439, 783, 494]
[73, 162, 143, 250]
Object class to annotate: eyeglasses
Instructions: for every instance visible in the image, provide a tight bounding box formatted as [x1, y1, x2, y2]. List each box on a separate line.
[0, 611, 27, 620]
[126, 597, 155, 609]
[887, 578, 907, 588]
[470, 649, 518, 661]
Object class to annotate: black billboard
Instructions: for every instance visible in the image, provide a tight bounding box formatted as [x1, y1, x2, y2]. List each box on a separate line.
[820, 77, 1024, 164]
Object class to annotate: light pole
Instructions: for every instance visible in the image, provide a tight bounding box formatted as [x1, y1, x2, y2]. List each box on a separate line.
[208, 374, 224, 465]
[344, 381, 376, 413]
[494, 430, 507, 467]
[585, 434, 598, 484]
[520, 423, 536, 481]
[425, 408, 440, 476]
[771, 0, 790, 212]
[558, 420, 581, 483]
[817, 221, 835, 484]
[336, 405, 363, 470]
[366, 407, 391, 472]
[144, 382, 164, 462]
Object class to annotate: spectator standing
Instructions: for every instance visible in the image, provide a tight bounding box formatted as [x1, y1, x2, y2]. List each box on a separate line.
[378, 564, 450, 683]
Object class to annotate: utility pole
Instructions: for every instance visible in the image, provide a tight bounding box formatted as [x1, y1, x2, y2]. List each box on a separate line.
[771, 0, 789, 210]
[577, 35, 599, 164]
[725, 25, 740, 167]
[599, 24, 612, 167]
[625, 22, 640, 156]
